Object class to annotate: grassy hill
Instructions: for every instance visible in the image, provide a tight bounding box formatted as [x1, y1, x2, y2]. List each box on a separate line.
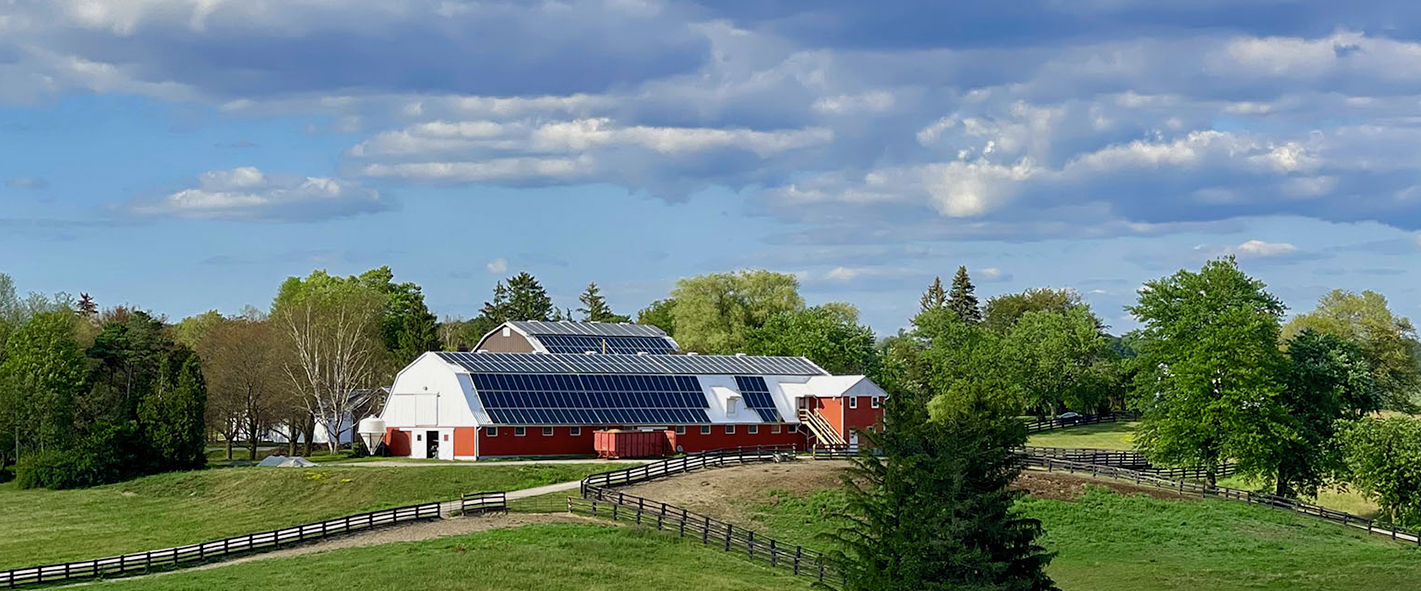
[624, 463, 1421, 591]
[0, 463, 631, 570]
[88, 523, 817, 591]
[1027, 421, 1139, 450]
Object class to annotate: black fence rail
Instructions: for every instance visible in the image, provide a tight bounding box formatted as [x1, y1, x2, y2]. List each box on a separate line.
[811, 445, 857, 460]
[0, 502, 441, 589]
[581, 445, 796, 495]
[1023, 412, 1136, 434]
[571, 490, 842, 587]
[1019, 446, 1236, 480]
[461, 491, 508, 515]
[1023, 455, 1420, 545]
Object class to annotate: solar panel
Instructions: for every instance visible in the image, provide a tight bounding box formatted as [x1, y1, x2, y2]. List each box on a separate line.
[535, 334, 677, 355]
[734, 376, 784, 422]
[472, 372, 711, 426]
[508, 320, 669, 338]
[436, 352, 826, 376]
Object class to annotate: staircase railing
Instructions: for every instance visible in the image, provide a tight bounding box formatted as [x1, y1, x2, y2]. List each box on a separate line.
[798, 408, 846, 446]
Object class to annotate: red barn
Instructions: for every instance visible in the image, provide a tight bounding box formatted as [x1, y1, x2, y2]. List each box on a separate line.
[372, 348, 886, 460]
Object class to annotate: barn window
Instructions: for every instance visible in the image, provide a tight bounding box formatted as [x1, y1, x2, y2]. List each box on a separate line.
[871, 397, 880, 409]
[747, 425, 759, 435]
[570, 427, 582, 436]
[699, 425, 711, 435]
[771, 425, 782, 434]
[487, 427, 498, 437]
[849, 397, 858, 409]
[515, 427, 526, 437]
[725, 425, 736, 435]
[675, 426, 686, 435]
[543, 427, 554, 437]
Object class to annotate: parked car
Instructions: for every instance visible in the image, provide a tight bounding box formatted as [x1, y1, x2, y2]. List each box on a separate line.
[1056, 411, 1083, 425]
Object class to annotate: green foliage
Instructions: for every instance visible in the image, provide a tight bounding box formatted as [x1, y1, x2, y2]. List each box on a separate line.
[1003, 307, 1119, 416]
[947, 265, 982, 323]
[830, 367, 1055, 591]
[1339, 417, 1421, 527]
[174, 310, 223, 350]
[357, 266, 441, 366]
[919, 276, 946, 313]
[743, 305, 880, 378]
[138, 353, 208, 471]
[505, 272, 554, 321]
[14, 422, 146, 489]
[636, 298, 676, 336]
[1127, 258, 1291, 484]
[669, 270, 804, 353]
[576, 282, 629, 322]
[0, 311, 88, 453]
[1284, 289, 1421, 413]
[983, 287, 1090, 334]
[86, 309, 178, 422]
[1270, 330, 1380, 497]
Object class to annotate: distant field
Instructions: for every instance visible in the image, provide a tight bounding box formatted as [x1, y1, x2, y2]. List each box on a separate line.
[89, 523, 816, 591]
[625, 462, 1421, 591]
[0, 463, 632, 570]
[1027, 421, 1139, 450]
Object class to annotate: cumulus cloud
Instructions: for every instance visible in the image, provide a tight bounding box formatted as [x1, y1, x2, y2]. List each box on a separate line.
[977, 267, 1012, 282]
[486, 258, 508, 273]
[1234, 239, 1297, 257]
[128, 167, 391, 222]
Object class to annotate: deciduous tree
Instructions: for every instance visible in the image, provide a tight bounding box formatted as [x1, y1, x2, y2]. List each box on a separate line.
[983, 288, 1090, 334]
[1271, 329, 1379, 497]
[1003, 307, 1116, 416]
[744, 305, 880, 378]
[1284, 290, 1421, 412]
[669, 270, 804, 353]
[1127, 258, 1292, 485]
[1340, 417, 1421, 527]
[636, 298, 676, 335]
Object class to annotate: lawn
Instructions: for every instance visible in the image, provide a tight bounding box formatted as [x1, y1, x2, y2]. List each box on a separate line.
[673, 472, 1421, 591]
[90, 523, 816, 591]
[1215, 475, 1381, 520]
[1027, 421, 1139, 450]
[0, 463, 632, 570]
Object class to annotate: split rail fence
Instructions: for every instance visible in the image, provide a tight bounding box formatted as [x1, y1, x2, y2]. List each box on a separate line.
[0, 502, 441, 589]
[1023, 412, 1135, 434]
[460, 491, 508, 515]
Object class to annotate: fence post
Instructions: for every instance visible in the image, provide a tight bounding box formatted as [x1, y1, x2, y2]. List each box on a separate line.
[725, 524, 733, 552]
[770, 540, 777, 567]
[794, 547, 802, 575]
[703, 516, 710, 544]
[748, 531, 755, 559]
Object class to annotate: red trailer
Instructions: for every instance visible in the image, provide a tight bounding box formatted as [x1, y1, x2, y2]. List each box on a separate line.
[594, 429, 670, 459]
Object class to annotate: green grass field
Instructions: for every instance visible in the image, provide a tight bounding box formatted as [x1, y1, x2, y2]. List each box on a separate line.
[696, 481, 1421, 590]
[89, 523, 816, 591]
[1027, 421, 1139, 450]
[0, 463, 632, 570]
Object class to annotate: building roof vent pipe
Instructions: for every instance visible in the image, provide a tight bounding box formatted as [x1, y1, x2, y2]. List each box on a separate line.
[637, 351, 649, 356]
[686, 352, 698, 356]
[584, 350, 597, 355]
[735, 352, 747, 357]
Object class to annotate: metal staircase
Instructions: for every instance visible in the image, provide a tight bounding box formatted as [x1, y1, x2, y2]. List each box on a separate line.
[797, 408, 846, 446]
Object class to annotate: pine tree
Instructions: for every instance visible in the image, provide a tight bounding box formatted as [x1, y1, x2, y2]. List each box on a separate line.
[947, 266, 982, 323]
[920, 277, 947, 312]
[829, 386, 1056, 591]
[505, 272, 553, 321]
[479, 281, 510, 323]
[577, 282, 630, 323]
[139, 352, 208, 470]
[77, 293, 98, 318]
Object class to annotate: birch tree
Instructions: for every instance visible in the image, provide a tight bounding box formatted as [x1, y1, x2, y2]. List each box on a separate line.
[272, 272, 385, 454]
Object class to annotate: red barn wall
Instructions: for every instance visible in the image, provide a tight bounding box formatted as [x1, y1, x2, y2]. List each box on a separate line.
[666, 425, 806, 453]
[477, 426, 597, 457]
[843, 396, 884, 435]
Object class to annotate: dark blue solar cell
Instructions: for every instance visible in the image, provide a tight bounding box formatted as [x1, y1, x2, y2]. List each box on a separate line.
[474, 373, 707, 425]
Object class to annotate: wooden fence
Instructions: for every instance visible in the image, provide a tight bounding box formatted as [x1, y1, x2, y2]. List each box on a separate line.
[0, 502, 441, 588]
[581, 445, 797, 495]
[1020, 446, 1237, 480]
[572, 489, 842, 586]
[461, 491, 508, 515]
[1023, 455, 1421, 545]
[1023, 412, 1135, 434]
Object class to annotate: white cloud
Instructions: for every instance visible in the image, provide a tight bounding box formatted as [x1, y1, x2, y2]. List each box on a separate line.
[812, 91, 895, 115]
[977, 267, 1012, 282]
[486, 257, 508, 273]
[129, 166, 389, 222]
[1234, 239, 1298, 257]
[923, 160, 1040, 217]
[528, 118, 833, 156]
[360, 157, 593, 183]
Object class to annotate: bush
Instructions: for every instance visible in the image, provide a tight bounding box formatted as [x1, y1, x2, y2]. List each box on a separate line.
[15, 422, 147, 489]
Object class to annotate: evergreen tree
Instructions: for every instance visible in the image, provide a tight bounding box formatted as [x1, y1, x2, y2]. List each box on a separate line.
[479, 282, 511, 323]
[577, 282, 630, 323]
[947, 266, 982, 323]
[920, 277, 947, 313]
[138, 352, 208, 470]
[504, 272, 553, 321]
[829, 378, 1056, 591]
[77, 294, 97, 318]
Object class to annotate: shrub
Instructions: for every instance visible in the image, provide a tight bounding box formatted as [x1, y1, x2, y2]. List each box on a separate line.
[15, 422, 147, 489]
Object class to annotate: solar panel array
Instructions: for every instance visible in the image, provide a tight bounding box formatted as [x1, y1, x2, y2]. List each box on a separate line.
[508, 320, 669, 338]
[437, 352, 826, 376]
[734, 376, 784, 423]
[535, 334, 677, 355]
[471, 373, 710, 425]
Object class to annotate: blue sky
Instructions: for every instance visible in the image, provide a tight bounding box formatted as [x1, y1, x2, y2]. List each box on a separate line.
[2, 0, 1420, 335]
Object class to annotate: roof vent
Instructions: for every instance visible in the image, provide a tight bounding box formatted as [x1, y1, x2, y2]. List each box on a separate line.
[584, 351, 597, 355]
[735, 352, 747, 357]
[636, 351, 649, 356]
[686, 352, 699, 356]
[476, 349, 489, 354]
